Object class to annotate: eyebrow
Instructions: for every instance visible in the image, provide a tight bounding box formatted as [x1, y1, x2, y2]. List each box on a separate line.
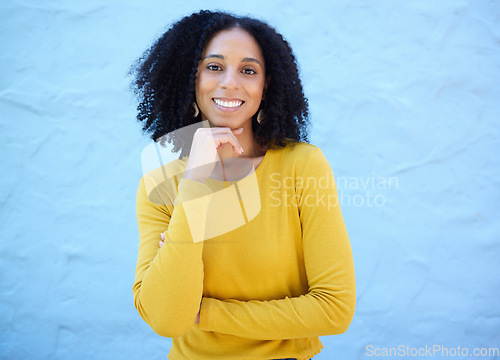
[202, 54, 263, 68]
[203, 54, 224, 61]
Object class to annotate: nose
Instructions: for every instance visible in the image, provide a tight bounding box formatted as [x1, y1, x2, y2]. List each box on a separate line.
[219, 68, 239, 90]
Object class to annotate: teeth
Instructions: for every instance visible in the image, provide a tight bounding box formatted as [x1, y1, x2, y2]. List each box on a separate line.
[214, 99, 242, 108]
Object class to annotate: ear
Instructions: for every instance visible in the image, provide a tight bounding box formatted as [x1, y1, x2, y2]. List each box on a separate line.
[262, 76, 271, 100]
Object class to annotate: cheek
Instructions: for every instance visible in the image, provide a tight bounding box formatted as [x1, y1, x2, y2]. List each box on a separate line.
[249, 80, 266, 101]
[196, 75, 217, 101]
[195, 75, 204, 97]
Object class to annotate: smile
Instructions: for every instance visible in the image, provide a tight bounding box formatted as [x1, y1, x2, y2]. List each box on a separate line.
[213, 98, 244, 109]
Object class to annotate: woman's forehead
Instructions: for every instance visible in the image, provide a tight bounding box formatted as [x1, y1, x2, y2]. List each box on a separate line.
[202, 28, 264, 62]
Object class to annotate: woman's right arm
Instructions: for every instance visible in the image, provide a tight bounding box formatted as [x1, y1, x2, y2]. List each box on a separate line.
[133, 176, 213, 337]
[133, 126, 243, 338]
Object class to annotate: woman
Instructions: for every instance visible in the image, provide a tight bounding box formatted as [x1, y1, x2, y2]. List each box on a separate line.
[131, 10, 355, 360]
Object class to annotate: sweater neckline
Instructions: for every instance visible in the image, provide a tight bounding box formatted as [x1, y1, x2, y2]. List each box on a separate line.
[204, 147, 273, 187]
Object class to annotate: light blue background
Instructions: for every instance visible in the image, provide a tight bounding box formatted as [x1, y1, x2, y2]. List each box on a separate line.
[1, 0, 499, 359]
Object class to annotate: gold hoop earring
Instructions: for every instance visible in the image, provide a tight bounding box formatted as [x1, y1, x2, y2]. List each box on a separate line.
[193, 102, 199, 117]
[257, 110, 263, 124]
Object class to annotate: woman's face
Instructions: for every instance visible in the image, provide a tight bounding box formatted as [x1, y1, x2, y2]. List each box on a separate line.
[196, 28, 266, 129]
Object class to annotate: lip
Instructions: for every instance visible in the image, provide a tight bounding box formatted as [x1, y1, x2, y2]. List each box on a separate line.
[212, 97, 244, 112]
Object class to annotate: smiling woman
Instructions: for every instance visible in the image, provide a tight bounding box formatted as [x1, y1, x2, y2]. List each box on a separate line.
[130, 10, 355, 360]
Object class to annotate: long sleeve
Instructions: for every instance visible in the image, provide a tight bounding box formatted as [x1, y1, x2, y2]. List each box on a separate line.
[197, 149, 356, 340]
[133, 176, 212, 338]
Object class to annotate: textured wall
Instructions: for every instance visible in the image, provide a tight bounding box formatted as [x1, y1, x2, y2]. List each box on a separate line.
[1, 0, 499, 359]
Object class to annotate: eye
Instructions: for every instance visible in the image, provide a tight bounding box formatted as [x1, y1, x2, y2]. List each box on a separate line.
[242, 68, 257, 75]
[207, 64, 222, 71]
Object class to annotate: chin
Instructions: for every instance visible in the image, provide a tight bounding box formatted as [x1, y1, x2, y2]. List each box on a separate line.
[208, 118, 245, 129]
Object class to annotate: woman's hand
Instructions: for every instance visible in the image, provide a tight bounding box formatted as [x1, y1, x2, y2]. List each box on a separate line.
[183, 127, 244, 183]
[159, 232, 201, 325]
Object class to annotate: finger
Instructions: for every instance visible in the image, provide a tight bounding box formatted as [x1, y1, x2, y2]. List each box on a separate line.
[211, 128, 244, 153]
[216, 142, 244, 154]
[213, 133, 244, 154]
[159, 240, 164, 248]
[228, 128, 244, 153]
[160, 232, 165, 241]
[194, 128, 240, 151]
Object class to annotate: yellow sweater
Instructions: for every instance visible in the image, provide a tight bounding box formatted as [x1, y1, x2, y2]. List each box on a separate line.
[133, 140, 356, 360]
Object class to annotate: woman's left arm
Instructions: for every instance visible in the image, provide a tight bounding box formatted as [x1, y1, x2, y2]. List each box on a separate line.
[197, 149, 356, 340]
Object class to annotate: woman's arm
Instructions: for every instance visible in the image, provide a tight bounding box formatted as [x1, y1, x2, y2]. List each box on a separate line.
[133, 177, 211, 338]
[133, 126, 244, 338]
[197, 149, 356, 340]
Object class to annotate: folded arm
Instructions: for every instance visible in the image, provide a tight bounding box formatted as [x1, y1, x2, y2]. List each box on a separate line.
[198, 149, 356, 340]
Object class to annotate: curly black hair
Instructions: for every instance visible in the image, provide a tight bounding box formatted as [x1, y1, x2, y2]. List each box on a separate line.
[130, 10, 309, 154]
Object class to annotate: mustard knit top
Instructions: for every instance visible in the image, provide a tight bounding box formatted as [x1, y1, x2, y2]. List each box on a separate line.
[133, 139, 356, 360]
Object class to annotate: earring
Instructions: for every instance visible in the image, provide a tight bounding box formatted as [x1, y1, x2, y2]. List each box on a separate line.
[193, 102, 199, 117]
[257, 110, 263, 124]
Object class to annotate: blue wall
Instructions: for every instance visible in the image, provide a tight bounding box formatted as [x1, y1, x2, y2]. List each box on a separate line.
[1, 0, 499, 359]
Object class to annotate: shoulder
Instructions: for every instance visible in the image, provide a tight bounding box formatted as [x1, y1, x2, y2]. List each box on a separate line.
[263, 139, 332, 180]
[270, 138, 326, 164]
[138, 157, 187, 208]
